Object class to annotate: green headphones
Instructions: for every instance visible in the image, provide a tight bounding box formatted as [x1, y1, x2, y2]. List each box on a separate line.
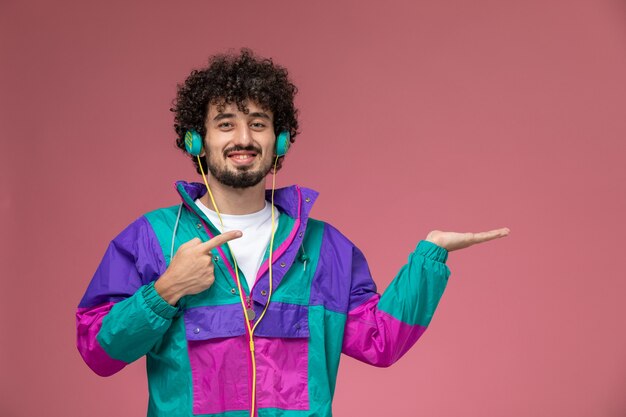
[184, 130, 291, 157]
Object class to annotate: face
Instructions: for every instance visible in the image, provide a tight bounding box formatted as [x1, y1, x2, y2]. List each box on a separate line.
[203, 101, 276, 189]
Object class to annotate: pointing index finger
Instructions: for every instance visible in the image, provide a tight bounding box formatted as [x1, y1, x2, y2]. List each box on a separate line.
[199, 230, 243, 252]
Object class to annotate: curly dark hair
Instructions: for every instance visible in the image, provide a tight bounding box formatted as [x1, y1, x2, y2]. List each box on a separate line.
[171, 48, 299, 174]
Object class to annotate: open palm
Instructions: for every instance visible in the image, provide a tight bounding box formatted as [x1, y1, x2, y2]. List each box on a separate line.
[426, 228, 510, 252]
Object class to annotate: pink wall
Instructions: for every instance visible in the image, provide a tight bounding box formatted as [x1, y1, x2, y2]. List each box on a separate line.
[2, 0, 625, 416]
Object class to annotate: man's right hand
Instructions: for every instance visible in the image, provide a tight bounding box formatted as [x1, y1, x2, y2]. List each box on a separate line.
[154, 230, 243, 306]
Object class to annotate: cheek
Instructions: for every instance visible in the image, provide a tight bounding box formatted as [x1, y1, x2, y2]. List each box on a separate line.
[264, 137, 277, 155]
[205, 150, 222, 167]
[206, 141, 225, 157]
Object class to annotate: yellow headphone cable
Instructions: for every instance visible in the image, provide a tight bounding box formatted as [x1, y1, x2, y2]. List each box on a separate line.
[197, 154, 280, 417]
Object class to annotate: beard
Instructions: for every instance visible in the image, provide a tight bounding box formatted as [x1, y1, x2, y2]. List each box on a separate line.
[206, 145, 273, 189]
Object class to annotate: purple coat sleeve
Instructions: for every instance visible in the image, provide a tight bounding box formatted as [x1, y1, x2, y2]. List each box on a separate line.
[76, 216, 175, 376]
[321, 224, 450, 367]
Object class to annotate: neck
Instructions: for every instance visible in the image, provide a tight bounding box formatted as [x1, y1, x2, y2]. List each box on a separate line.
[200, 174, 267, 215]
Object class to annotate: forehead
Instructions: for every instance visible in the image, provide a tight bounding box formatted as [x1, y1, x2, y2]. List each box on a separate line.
[207, 100, 273, 119]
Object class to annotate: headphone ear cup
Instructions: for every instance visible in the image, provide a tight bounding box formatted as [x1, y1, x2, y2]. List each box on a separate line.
[184, 130, 203, 156]
[275, 131, 291, 157]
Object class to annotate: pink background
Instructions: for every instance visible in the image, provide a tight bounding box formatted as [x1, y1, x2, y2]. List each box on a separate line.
[1, 0, 625, 416]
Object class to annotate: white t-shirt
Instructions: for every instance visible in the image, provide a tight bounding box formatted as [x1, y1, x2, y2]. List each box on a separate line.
[194, 199, 279, 291]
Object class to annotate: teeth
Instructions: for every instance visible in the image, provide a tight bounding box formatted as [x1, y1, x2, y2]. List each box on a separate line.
[232, 155, 253, 160]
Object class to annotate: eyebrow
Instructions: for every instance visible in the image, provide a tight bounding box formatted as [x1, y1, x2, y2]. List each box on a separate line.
[248, 112, 272, 120]
[212, 112, 272, 122]
[213, 113, 236, 121]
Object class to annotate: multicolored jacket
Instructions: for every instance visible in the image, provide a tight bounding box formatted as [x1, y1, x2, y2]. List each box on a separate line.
[76, 181, 451, 417]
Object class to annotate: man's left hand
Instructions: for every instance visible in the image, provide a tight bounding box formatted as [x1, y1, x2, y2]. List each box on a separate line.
[425, 228, 510, 252]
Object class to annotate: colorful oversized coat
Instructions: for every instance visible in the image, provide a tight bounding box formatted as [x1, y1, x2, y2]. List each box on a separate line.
[76, 181, 451, 417]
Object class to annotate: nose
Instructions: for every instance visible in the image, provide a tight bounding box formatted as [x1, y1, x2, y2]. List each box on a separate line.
[234, 125, 253, 146]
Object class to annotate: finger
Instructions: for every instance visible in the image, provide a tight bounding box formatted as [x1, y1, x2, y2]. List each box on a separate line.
[198, 230, 243, 252]
[472, 228, 510, 244]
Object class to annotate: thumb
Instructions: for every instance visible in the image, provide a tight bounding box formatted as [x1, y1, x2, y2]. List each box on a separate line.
[198, 230, 243, 253]
[179, 237, 202, 249]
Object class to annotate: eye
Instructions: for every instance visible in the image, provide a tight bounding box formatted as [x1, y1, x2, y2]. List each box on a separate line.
[218, 122, 233, 129]
[250, 122, 267, 129]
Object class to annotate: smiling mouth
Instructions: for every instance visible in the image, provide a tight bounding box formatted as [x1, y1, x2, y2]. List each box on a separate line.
[229, 152, 257, 159]
[226, 151, 257, 165]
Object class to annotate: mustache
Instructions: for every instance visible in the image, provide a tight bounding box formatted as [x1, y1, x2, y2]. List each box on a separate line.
[222, 145, 262, 158]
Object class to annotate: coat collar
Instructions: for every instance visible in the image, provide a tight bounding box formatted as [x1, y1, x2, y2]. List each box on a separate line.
[174, 180, 319, 221]
[174, 180, 319, 306]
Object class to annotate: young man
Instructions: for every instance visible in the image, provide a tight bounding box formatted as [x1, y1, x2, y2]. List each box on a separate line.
[76, 49, 509, 417]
